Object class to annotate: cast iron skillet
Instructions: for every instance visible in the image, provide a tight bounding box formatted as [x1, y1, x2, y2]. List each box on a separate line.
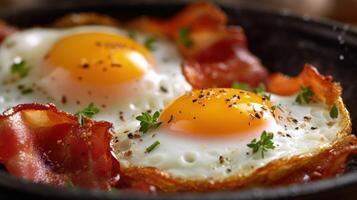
[1, 1, 357, 200]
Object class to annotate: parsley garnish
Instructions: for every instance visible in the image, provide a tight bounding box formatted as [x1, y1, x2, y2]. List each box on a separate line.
[271, 104, 283, 112]
[177, 27, 193, 48]
[10, 58, 29, 78]
[295, 87, 314, 104]
[144, 37, 156, 51]
[232, 82, 250, 90]
[232, 82, 270, 100]
[17, 85, 33, 95]
[252, 84, 271, 100]
[127, 30, 137, 40]
[145, 140, 160, 153]
[247, 131, 275, 158]
[330, 104, 338, 119]
[75, 103, 99, 126]
[136, 111, 161, 134]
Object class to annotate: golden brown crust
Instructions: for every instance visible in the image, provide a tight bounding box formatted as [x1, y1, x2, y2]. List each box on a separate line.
[52, 12, 120, 28]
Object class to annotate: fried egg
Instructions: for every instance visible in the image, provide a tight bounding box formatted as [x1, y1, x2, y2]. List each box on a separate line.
[0, 26, 191, 132]
[114, 88, 345, 181]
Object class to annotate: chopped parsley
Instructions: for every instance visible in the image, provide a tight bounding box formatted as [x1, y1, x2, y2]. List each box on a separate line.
[75, 103, 100, 126]
[232, 82, 270, 100]
[144, 37, 156, 51]
[17, 85, 33, 95]
[330, 104, 338, 119]
[295, 87, 314, 104]
[127, 30, 137, 40]
[252, 84, 271, 100]
[271, 104, 283, 112]
[145, 140, 160, 153]
[10, 58, 29, 78]
[232, 82, 250, 90]
[177, 27, 193, 48]
[247, 131, 275, 158]
[136, 111, 161, 134]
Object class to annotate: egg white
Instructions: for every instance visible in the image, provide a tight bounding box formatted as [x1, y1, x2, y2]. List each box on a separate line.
[114, 93, 343, 180]
[0, 26, 191, 132]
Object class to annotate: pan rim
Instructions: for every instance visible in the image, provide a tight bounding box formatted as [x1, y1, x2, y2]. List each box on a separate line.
[0, 2, 356, 199]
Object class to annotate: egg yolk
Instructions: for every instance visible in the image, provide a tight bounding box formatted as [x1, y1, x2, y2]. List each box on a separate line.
[160, 88, 272, 138]
[43, 32, 153, 85]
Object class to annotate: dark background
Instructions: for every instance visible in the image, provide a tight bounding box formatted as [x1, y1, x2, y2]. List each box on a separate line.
[1, 0, 357, 25]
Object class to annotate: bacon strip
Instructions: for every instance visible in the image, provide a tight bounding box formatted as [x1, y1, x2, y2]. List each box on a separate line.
[128, 2, 227, 39]
[0, 104, 120, 190]
[267, 64, 342, 105]
[129, 2, 268, 89]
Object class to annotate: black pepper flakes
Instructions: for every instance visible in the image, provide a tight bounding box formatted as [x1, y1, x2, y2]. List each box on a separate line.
[82, 63, 90, 69]
[219, 156, 224, 164]
[61, 96, 67, 104]
[167, 114, 174, 124]
[119, 111, 125, 121]
[254, 113, 261, 119]
[304, 116, 312, 122]
[160, 86, 168, 93]
[127, 133, 134, 139]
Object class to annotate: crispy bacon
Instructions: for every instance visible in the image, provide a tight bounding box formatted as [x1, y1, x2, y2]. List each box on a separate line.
[129, 2, 268, 89]
[267, 64, 342, 105]
[128, 2, 226, 38]
[0, 104, 120, 190]
[181, 27, 267, 88]
[0, 20, 16, 43]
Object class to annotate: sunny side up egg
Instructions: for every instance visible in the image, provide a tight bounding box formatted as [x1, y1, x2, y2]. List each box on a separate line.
[0, 25, 191, 132]
[114, 88, 344, 183]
